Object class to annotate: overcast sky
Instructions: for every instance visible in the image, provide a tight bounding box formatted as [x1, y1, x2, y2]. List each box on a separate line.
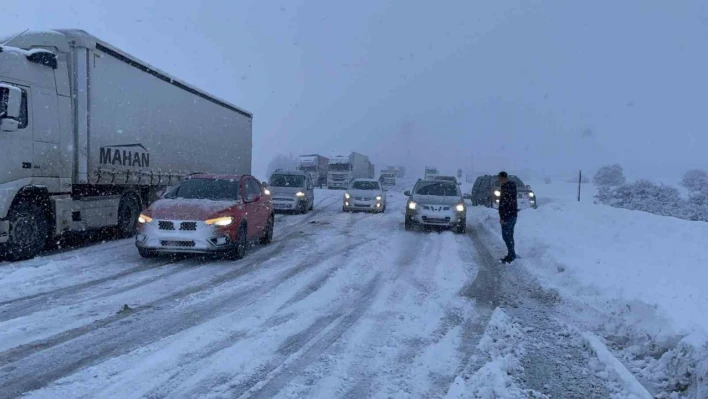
[3, 0, 707, 181]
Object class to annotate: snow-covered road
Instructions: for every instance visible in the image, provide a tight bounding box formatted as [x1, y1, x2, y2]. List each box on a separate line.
[0, 187, 703, 398]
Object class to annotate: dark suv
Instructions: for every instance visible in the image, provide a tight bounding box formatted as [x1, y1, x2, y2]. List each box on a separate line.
[469, 175, 537, 209]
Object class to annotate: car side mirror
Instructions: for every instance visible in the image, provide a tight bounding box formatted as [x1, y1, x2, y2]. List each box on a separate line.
[0, 84, 22, 132]
[404, 191, 411, 196]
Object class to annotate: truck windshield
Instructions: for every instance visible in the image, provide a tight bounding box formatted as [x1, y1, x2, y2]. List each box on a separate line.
[415, 182, 458, 197]
[329, 163, 350, 171]
[270, 175, 305, 187]
[165, 179, 241, 201]
[351, 181, 380, 190]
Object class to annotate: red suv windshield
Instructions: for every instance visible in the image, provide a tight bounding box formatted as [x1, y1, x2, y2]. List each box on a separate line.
[164, 179, 241, 201]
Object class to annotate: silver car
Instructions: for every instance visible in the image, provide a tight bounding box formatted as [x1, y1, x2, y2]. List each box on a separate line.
[268, 170, 315, 214]
[404, 179, 466, 233]
[343, 179, 387, 213]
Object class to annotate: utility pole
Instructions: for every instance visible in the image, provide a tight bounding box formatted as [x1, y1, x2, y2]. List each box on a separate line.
[578, 170, 582, 202]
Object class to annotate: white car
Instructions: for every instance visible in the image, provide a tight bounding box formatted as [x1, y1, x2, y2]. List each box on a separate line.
[343, 179, 387, 213]
[404, 179, 466, 233]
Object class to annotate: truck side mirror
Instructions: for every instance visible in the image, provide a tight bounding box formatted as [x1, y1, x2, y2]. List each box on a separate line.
[0, 84, 22, 132]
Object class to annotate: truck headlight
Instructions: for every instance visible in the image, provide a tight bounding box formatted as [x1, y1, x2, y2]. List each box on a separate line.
[494, 190, 501, 197]
[528, 192, 535, 197]
[296, 192, 305, 197]
[376, 195, 382, 201]
[138, 214, 153, 224]
[205, 216, 234, 226]
[455, 203, 465, 212]
[344, 192, 351, 199]
[408, 201, 417, 210]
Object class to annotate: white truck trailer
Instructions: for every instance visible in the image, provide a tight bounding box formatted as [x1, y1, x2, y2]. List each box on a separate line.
[0, 30, 252, 260]
[298, 154, 329, 188]
[327, 152, 373, 189]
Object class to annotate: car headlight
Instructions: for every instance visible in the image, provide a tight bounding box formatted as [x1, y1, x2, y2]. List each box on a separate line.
[494, 190, 501, 197]
[376, 195, 382, 201]
[528, 192, 535, 197]
[456, 203, 465, 212]
[138, 214, 153, 224]
[408, 201, 417, 210]
[205, 216, 234, 226]
[296, 192, 305, 197]
[264, 189, 271, 195]
[344, 192, 351, 199]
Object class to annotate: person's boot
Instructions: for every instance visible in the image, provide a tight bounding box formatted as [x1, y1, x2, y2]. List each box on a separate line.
[500, 255, 511, 264]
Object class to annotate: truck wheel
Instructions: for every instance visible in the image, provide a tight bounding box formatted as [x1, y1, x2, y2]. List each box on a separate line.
[5, 202, 49, 261]
[117, 195, 141, 238]
[260, 215, 274, 245]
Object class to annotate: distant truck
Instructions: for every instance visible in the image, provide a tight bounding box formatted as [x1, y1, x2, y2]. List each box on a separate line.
[327, 152, 373, 189]
[379, 172, 396, 187]
[0, 30, 252, 260]
[298, 154, 329, 188]
[424, 166, 439, 180]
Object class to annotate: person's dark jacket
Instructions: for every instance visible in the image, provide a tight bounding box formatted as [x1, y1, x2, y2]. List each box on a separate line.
[499, 181, 518, 220]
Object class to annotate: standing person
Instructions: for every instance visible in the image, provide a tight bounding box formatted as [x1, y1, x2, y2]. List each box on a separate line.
[497, 171, 518, 264]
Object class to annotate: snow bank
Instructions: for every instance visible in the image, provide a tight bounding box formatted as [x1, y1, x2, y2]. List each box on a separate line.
[445, 309, 547, 399]
[468, 184, 708, 396]
[472, 195, 708, 336]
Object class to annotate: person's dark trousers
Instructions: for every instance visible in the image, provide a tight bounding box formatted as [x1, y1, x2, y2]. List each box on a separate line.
[501, 216, 517, 259]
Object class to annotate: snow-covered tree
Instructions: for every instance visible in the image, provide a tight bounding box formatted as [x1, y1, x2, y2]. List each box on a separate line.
[593, 164, 626, 186]
[681, 169, 708, 193]
[266, 153, 298, 178]
[596, 179, 708, 222]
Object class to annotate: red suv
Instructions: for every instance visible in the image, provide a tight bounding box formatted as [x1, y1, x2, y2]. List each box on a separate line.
[135, 174, 273, 259]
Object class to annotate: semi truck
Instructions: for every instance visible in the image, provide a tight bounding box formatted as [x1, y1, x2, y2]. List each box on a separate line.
[297, 154, 329, 188]
[379, 172, 396, 187]
[0, 30, 253, 260]
[327, 152, 373, 189]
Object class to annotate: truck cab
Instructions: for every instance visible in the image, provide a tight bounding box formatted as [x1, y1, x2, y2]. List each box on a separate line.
[327, 156, 352, 189]
[1, 32, 71, 259]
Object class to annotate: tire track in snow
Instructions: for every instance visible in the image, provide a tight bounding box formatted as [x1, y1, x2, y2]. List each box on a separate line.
[175, 211, 400, 398]
[339, 233, 466, 399]
[276, 211, 393, 312]
[0, 259, 185, 322]
[233, 274, 382, 399]
[139, 238, 377, 398]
